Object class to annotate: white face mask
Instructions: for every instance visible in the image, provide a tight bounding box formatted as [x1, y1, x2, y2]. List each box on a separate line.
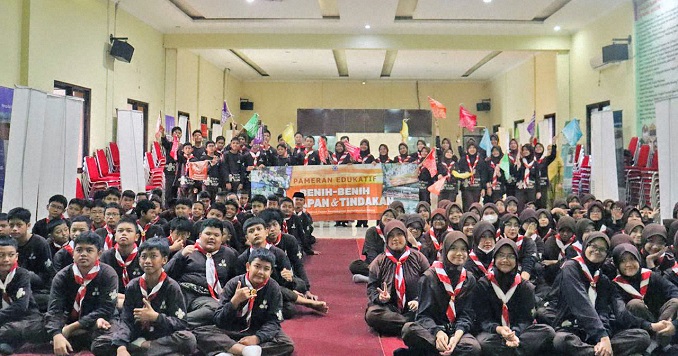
[479, 246, 494, 254]
[483, 214, 498, 224]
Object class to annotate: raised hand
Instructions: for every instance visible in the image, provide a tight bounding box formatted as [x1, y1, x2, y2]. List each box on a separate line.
[376, 281, 391, 303]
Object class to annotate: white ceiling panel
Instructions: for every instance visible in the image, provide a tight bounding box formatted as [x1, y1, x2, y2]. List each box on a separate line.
[390, 50, 492, 79]
[240, 49, 338, 78]
[345, 50, 387, 79]
[184, 0, 323, 19]
[413, 0, 556, 21]
[190, 49, 261, 80]
[470, 51, 537, 79]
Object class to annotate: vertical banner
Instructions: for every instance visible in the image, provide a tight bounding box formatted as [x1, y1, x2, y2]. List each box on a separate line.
[165, 115, 175, 132]
[590, 111, 619, 201]
[655, 97, 678, 220]
[0, 87, 13, 208]
[117, 110, 146, 193]
[178, 114, 188, 143]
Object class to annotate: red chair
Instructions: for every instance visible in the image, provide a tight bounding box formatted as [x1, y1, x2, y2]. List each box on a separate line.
[152, 141, 166, 167]
[144, 152, 164, 186]
[76, 177, 85, 199]
[628, 137, 639, 163]
[83, 156, 120, 197]
[95, 149, 120, 177]
[108, 142, 120, 172]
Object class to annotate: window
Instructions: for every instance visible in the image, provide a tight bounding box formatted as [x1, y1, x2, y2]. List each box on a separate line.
[127, 99, 149, 151]
[53, 81, 91, 169]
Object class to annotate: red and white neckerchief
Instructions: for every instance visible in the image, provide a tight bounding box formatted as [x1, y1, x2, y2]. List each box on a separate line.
[487, 270, 522, 327]
[521, 158, 535, 185]
[375, 226, 385, 243]
[303, 149, 314, 165]
[0, 262, 18, 309]
[103, 225, 115, 251]
[396, 155, 410, 164]
[62, 240, 75, 256]
[555, 234, 574, 260]
[469, 251, 493, 277]
[282, 219, 289, 234]
[194, 243, 222, 299]
[613, 268, 651, 300]
[136, 220, 152, 243]
[139, 270, 167, 302]
[427, 228, 442, 252]
[45, 215, 65, 225]
[574, 256, 600, 305]
[169, 136, 179, 160]
[151, 216, 160, 225]
[571, 241, 583, 256]
[332, 152, 348, 164]
[115, 244, 138, 287]
[273, 233, 283, 246]
[250, 151, 260, 166]
[489, 161, 499, 188]
[466, 155, 478, 185]
[261, 143, 271, 151]
[237, 273, 269, 331]
[513, 235, 524, 251]
[536, 154, 544, 165]
[72, 261, 100, 318]
[508, 153, 517, 164]
[432, 261, 467, 323]
[443, 161, 455, 181]
[384, 247, 411, 311]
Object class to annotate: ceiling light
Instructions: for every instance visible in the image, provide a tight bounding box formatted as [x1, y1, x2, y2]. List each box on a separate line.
[483, 0, 492, 3]
[554, 25, 561, 31]
[364, 24, 371, 29]
[361, 81, 366, 85]
[246, 0, 254, 3]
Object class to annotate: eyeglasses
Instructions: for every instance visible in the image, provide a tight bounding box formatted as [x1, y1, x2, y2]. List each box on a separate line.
[495, 253, 516, 261]
[587, 244, 608, 254]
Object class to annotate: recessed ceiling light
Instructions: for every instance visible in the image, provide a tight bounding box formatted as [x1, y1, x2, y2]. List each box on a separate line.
[483, 0, 492, 3]
[361, 81, 366, 85]
[554, 25, 561, 31]
[364, 24, 371, 29]
[246, 0, 254, 3]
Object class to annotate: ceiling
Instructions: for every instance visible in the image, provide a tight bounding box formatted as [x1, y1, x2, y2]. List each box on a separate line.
[119, 0, 630, 81]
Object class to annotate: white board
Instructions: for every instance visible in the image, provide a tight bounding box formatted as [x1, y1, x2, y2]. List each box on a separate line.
[178, 115, 189, 143]
[212, 123, 223, 141]
[590, 111, 619, 201]
[656, 97, 678, 220]
[517, 122, 531, 145]
[117, 110, 146, 193]
[538, 118, 554, 146]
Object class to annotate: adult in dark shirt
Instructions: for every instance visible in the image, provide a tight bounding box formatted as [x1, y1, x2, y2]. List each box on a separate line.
[221, 137, 246, 193]
[158, 126, 183, 206]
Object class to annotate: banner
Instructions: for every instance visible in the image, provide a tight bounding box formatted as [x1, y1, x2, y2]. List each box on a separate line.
[251, 164, 419, 221]
[0, 87, 13, 208]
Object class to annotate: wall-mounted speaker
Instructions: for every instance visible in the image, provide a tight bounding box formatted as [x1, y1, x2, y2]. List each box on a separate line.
[110, 38, 134, 63]
[476, 102, 491, 112]
[240, 101, 254, 111]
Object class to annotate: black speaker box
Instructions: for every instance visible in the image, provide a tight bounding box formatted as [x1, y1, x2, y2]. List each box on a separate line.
[240, 101, 254, 110]
[110, 40, 134, 63]
[602, 44, 628, 63]
[476, 102, 491, 112]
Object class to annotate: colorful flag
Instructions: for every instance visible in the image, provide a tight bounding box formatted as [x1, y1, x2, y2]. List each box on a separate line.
[343, 141, 361, 161]
[421, 149, 437, 176]
[154, 111, 164, 140]
[428, 175, 446, 195]
[500, 151, 510, 180]
[281, 123, 295, 147]
[221, 101, 233, 125]
[527, 111, 536, 136]
[252, 125, 264, 145]
[428, 97, 447, 119]
[479, 128, 492, 154]
[459, 105, 477, 131]
[400, 119, 409, 142]
[562, 119, 583, 146]
[318, 137, 329, 163]
[244, 113, 260, 138]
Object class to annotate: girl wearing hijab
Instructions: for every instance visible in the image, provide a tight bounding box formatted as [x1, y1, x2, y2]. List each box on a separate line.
[465, 220, 496, 280]
[439, 148, 462, 202]
[640, 224, 676, 273]
[498, 214, 538, 282]
[625, 220, 645, 253]
[419, 209, 450, 264]
[504, 196, 519, 215]
[357, 138, 374, 164]
[533, 141, 557, 209]
[480, 203, 501, 231]
[394, 143, 414, 164]
[458, 142, 487, 212]
[565, 218, 596, 259]
[390, 201, 406, 216]
[552, 232, 652, 356]
[414, 139, 427, 162]
[506, 139, 520, 198]
[474, 239, 556, 355]
[400, 232, 481, 356]
[535, 209, 555, 240]
[349, 209, 396, 282]
[374, 144, 392, 164]
[611, 243, 678, 347]
[586, 201, 611, 235]
[513, 144, 540, 211]
[446, 203, 463, 231]
[542, 216, 577, 286]
[486, 146, 508, 203]
[519, 209, 544, 259]
[416, 202, 431, 232]
[459, 212, 479, 242]
[331, 141, 352, 165]
[365, 220, 430, 336]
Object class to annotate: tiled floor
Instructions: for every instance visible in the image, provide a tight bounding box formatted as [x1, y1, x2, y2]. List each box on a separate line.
[312, 221, 372, 239]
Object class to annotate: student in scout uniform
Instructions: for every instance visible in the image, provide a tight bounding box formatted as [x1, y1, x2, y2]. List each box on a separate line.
[94, 203, 123, 251]
[458, 142, 487, 212]
[46, 218, 71, 257]
[135, 200, 165, 243]
[193, 248, 295, 356]
[91, 237, 197, 356]
[32, 194, 68, 238]
[100, 216, 144, 309]
[45, 231, 118, 356]
[513, 144, 540, 211]
[365, 220, 430, 336]
[464, 220, 496, 281]
[399, 231, 481, 356]
[53, 216, 91, 273]
[497, 214, 538, 282]
[473, 238, 556, 356]
[419, 208, 451, 265]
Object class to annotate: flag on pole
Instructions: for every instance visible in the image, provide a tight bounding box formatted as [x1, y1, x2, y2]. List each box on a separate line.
[479, 128, 492, 154]
[281, 123, 295, 147]
[459, 105, 477, 131]
[421, 149, 438, 176]
[400, 119, 409, 142]
[428, 97, 447, 119]
[562, 119, 583, 146]
[244, 113, 260, 138]
[500, 151, 510, 180]
[318, 137, 329, 163]
[154, 111, 164, 140]
[527, 111, 536, 136]
[221, 101, 233, 125]
[428, 175, 446, 195]
[343, 141, 361, 161]
[252, 125, 264, 145]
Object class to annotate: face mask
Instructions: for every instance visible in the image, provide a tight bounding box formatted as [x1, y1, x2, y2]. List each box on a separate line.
[483, 214, 498, 224]
[479, 246, 494, 254]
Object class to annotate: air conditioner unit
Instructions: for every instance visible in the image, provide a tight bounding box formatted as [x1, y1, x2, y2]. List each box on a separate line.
[589, 55, 620, 71]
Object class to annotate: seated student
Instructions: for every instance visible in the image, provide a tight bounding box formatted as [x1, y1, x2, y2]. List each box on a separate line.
[0, 236, 46, 354]
[365, 220, 429, 336]
[66, 198, 84, 220]
[611, 243, 678, 348]
[215, 191, 229, 205]
[399, 232, 481, 356]
[504, 197, 519, 216]
[249, 194, 267, 218]
[416, 202, 431, 232]
[279, 197, 304, 251]
[640, 224, 675, 272]
[95, 203, 123, 251]
[163, 198, 192, 237]
[166, 216, 192, 256]
[419, 208, 451, 264]
[46, 218, 71, 257]
[551, 232, 653, 356]
[164, 218, 238, 327]
[292, 192, 318, 255]
[498, 214, 538, 282]
[53, 216, 91, 273]
[90, 200, 107, 231]
[465, 220, 496, 280]
[236, 217, 327, 318]
[91, 238, 197, 356]
[194, 203, 237, 248]
[193, 248, 295, 356]
[536, 208, 555, 240]
[191, 201, 206, 223]
[542, 216, 577, 286]
[625, 219, 645, 253]
[267, 195, 280, 209]
[446, 203, 463, 231]
[101, 217, 143, 309]
[349, 209, 396, 282]
[479, 204, 500, 231]
[518, 209, 546, 287]
[224, 200, 247, 253]
[197, 190, 212, 212]
[0, 214, 8, 236]
[32, 194, 68, 238]
[45, 231, 118, 355]
[120, 190, 136, 215]
[8, 207, 53, 310]
[474, 239, 556, 356]
[134, 200, 165, 243]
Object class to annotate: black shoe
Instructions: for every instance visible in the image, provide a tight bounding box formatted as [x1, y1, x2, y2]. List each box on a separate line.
[334, 222, 341, 227]
[393, 347, 411, 356]
[0, 343, 14, 355]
